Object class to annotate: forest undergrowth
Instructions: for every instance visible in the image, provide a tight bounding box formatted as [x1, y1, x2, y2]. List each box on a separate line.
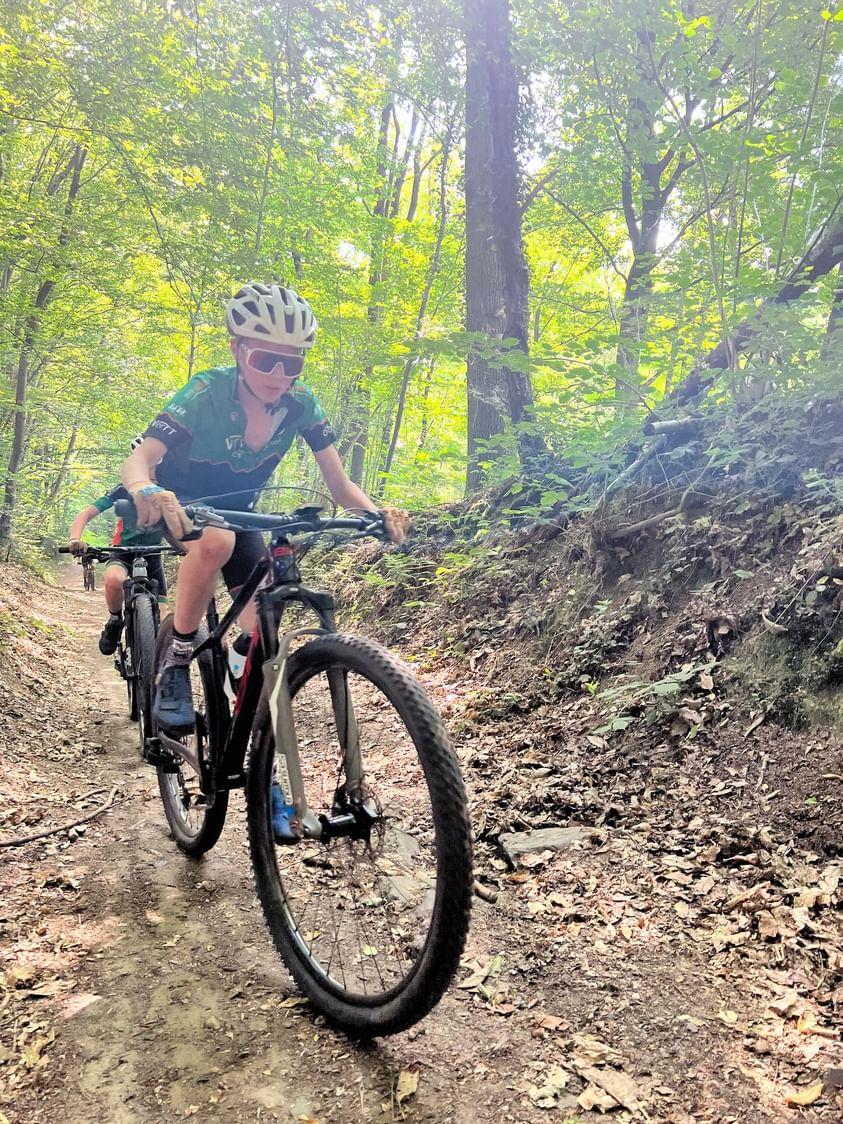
[1, 389, 842, 1120]
[314, 387, 843, 1115]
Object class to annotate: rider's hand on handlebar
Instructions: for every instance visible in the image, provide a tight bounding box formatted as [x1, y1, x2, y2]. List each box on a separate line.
[379, 507, 411, 545]
[68, 538, 85, 556]
[127, 483, 193, 540]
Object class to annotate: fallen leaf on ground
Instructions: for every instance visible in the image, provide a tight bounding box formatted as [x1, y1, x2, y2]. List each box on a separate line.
[578, 1084, 618, 1112]
[528, 1066, 570, 1106]
[769, 990, 800, 1016]
[577, 1064, 646, 1113]
[395, 1068, 419, 1104]
[784, 1082, 823, 1106]
[60, 993, 101, 1019]
[572, 1034, 622, 1067]
[758, 911, 779, 939]
[458, 956, 501, 990]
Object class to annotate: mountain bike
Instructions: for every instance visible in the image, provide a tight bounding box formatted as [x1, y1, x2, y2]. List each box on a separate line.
[116, 499, 473, 1037]
[81, 557, 96, 591]
[60, 545, 175, 754]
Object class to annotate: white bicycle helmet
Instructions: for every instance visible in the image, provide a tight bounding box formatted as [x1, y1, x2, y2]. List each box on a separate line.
[225, 283, 318, 349]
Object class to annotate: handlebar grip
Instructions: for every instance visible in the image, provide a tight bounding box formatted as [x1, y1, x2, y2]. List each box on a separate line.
[58, 546, 72, 553]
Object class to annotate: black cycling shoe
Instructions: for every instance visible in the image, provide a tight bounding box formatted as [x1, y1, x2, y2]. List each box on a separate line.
[153, 663, 195, 735]
[98, 615, 123, 656]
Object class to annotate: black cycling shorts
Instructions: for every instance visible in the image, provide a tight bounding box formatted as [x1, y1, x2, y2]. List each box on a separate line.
[106, 551, 167, 601]
[221, 531, 265, 590]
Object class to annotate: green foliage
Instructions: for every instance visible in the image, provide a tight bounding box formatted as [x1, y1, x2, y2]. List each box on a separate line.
[0, 0, 841, 549]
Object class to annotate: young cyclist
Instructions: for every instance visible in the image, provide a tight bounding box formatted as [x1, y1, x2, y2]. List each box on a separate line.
[120, 282, 408, 735]
[68, 438, 168, 655]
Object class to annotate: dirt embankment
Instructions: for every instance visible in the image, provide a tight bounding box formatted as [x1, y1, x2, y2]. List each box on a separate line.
[1, 478, 842, 1124]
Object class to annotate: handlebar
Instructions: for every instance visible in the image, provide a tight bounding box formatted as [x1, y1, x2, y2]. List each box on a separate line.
[59, 544, 178, 561]
[112, 498, 389, 542]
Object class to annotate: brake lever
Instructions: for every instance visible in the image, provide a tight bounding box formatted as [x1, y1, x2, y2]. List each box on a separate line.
[177, 504, 233, 543]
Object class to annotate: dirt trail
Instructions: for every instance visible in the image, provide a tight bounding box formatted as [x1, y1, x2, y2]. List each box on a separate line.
[1, 565, 840, 1123]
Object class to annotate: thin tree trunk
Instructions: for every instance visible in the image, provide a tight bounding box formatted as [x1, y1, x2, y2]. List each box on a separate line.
[46, 422, 79, 505]
[0, 280, 54, 544]
[821, 262, 843, 359]
[671, 208, 843, 405]
[0, 144, 86, 546]
[464, 0, 547, 494]
[378, 128, 453, 490]
[347, 102, 394, 485]
[415, 359, 436, 459]
[614, 34, 694, 392]
[255, 72, 280, 255]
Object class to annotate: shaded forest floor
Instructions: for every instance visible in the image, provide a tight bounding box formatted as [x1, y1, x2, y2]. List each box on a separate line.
[1, 471, 842, 1122]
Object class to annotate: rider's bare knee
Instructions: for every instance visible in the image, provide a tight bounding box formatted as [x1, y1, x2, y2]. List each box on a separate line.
[192, 529, 235, 568]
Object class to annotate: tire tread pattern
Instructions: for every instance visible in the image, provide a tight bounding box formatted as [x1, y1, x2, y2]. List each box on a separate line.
[154, 616, 229, 855]
[246, 633, 472, 1037]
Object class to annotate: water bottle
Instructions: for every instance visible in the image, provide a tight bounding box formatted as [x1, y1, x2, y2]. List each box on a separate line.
[224, 632, 251, 701]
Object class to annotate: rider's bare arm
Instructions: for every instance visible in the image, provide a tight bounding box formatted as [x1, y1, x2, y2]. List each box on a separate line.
[120, 436, 191, 538]
[121, 435, 167, 491]
[68, 505, 100, 544]
[312, 445, 410, 544]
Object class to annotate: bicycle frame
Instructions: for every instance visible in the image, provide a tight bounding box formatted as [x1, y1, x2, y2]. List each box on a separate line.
[153, 530, 361, 841]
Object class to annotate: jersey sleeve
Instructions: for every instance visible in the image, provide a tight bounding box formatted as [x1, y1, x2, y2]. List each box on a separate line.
[91, 485, 123, 513]
[143, 372, 212, 453]
[299, 389, 336, 453]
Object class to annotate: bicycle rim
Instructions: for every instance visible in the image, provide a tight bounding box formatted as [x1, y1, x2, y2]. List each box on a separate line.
[154, 619, 229, 854]
[247, 635, 472, 1033]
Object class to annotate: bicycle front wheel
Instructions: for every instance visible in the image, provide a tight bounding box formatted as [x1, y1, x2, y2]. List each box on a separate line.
[131, 595, 157, 760]
[246, 634, 472, 1037]
[154, 617, 230, 856]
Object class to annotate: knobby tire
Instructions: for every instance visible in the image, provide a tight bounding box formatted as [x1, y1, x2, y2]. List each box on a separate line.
[154, 616, 229, 856]
[246, 633, 473, 1037]
[131, 595, 157, 760]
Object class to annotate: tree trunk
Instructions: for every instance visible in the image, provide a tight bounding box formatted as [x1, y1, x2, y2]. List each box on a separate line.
[378, 128, 453, 491]
[616, 166, 663, 384]
[0, 281, 54, 544]
[614, 34, 693, 393]
[415, 359, 436, 459]
[46, 421, 80, 506]
[347, 387, 370, 486]
[346, 102, 393, 485]
[669, 210, 843, 406]
[0, 144, 86, 546]
[464, 0, 546, 494]
[822, 262, 843, 359]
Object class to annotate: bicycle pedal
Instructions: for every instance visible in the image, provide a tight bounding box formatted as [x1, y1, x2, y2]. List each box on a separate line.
[143, 737, 181, 773]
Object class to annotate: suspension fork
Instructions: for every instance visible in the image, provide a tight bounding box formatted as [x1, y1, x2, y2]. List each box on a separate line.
[256, 587, 365, 839]
[326, 667, 364, 793]
[307, 597, 364, 793]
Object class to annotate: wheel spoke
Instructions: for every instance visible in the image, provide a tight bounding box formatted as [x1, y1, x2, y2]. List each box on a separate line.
[266, 662, 442, 1002]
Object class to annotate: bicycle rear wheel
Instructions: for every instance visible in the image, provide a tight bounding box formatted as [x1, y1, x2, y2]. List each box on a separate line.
[246, 634, 472, 1037]
[154, 617, 230, 856]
